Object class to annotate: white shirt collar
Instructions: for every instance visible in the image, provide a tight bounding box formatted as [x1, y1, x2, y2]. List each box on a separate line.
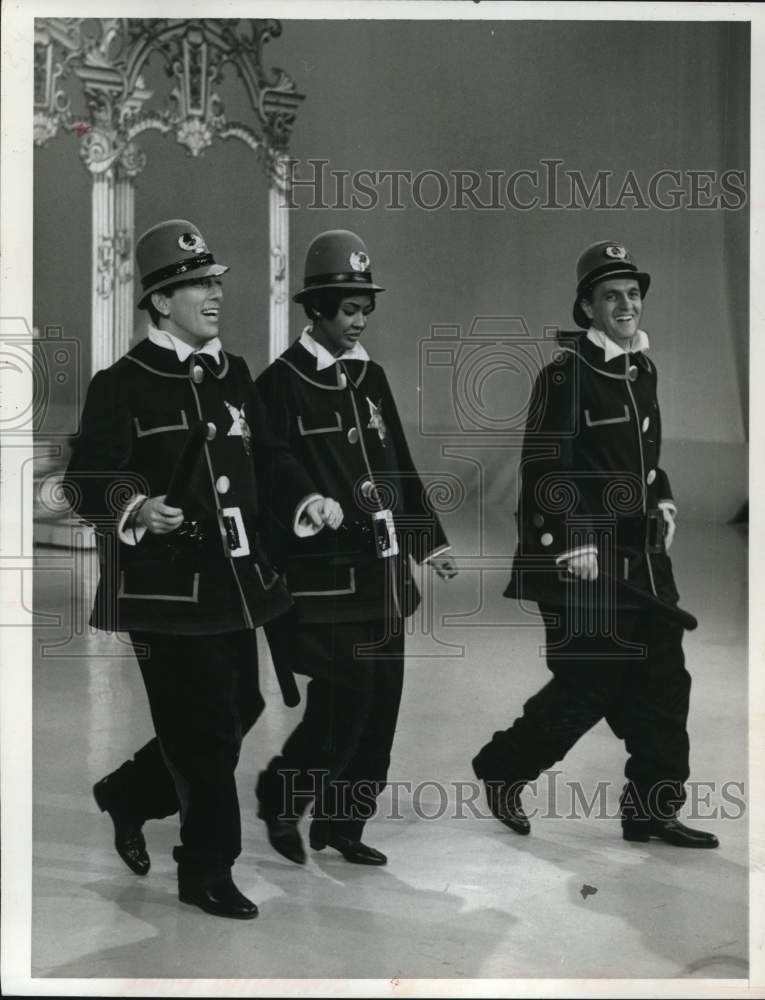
[148, 323, 222, 363]
[299, 326, 370, 370]
[587, 327, 650, 361]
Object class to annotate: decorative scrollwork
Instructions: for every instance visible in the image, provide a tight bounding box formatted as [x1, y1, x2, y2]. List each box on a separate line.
[217, 122, 262, 153]
[94, 229, 133, 298]
[535, 475, 580, 515]
[114, 229, 133, 286]
[175, 117, 215, 157]
[424, 475, 467, 515]
[34, 111, 61, 147]
[34, 17, 303, 171]
[34, 29, 72, 145]
[106, 478, 140, 515]
[79, 127, 121, 173]
[354, 477, 399, 514]
[38, 474, 79, 515]
[603, 475, 644, 515]
[118, 140, 147, 177]
[95, 236, 115, 299]
[270, 246, 288, 305]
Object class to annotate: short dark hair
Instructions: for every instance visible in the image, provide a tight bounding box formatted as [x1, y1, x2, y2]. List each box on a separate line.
[301, 288, 376, 322]
[143, 277, 202, 326]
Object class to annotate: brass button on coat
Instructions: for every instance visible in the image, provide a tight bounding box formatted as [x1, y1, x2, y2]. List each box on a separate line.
[192, 364, 204, 384]
[642, 416, 650, 432]
[216, 475, 230, 495]
[646, 469, 657, 485]
[628, 364, 638, 382]
[347, 427, 359, 444]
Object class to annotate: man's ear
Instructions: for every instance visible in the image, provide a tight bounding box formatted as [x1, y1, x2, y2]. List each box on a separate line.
[151, 290, 171, 318]
[580, 297, 594, 320]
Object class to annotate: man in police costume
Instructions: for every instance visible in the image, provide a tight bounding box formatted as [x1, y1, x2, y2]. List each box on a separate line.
[254, 230, 457, 866]
[65, 220, 341, 919]
[472, 240, 718, 849]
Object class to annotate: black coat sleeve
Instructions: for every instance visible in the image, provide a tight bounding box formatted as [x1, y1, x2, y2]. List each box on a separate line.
[62, 368, 147, 530]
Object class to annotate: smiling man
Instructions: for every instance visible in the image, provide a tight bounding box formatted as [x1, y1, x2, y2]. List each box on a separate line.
[472, 240, 719, 850]
[64, 220, 339, 919]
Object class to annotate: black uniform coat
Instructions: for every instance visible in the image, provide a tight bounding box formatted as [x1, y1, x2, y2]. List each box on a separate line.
[255, 338, 448, 625]
[64, 338, 314, 635]
[505, 331, 679, 609]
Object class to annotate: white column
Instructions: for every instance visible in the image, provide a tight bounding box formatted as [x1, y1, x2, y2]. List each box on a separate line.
[268, 154, 290, 362]
[114, 170, 135, 360]
[90, 168, 116, 375]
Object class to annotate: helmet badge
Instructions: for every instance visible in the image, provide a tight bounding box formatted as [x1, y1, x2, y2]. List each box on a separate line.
[349, 250, 370, 272]
[178, 232, 208, 254]
[604, 244, 627, 260]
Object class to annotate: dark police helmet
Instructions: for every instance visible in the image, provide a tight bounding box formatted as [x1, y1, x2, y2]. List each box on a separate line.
[573, 240, 650, 328]
[293, 230, 385, 303]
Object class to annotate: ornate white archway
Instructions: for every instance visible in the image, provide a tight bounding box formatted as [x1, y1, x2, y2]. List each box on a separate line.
[34, 17, 304, 372]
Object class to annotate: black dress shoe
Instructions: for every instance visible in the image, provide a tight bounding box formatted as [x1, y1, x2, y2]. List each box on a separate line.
[622, 816, 719, 848]
[480, 779, 530, 835]
[179, 875, 259, 919]
[471, 756, 531, 836]
[257, 807, 306, 865]
[309, 829, 387, 866]
[93, 778, 150, 876]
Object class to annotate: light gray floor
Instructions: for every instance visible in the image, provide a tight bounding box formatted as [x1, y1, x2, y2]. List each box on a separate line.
[31, 516, 748, 981]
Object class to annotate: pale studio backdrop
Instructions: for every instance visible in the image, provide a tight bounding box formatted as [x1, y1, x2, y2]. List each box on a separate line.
[33, 18, 749, 525]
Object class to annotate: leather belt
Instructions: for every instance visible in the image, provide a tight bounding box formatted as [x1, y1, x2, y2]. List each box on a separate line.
[144, 515, 261, 559]
[288, 512, 398, 561]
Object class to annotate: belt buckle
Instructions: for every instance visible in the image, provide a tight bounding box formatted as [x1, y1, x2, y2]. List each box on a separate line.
[372, 509, 399, 559]
[219, 506, 250, 558]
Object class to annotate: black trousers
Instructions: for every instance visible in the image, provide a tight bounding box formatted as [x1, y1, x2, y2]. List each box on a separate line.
[473, 605, 692, 819]
[102, 630, 264, 876]
[258, 620, 405, 841]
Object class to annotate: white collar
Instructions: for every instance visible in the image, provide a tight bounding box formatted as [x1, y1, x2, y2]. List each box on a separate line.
[587, 327, 650, 361]
[299, 326, 370, 370]
[148, 324, 222, 363]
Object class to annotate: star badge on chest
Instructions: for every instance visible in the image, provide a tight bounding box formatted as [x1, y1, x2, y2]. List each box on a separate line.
[366, 397, 387, 443]
[225, 401, 252, 455]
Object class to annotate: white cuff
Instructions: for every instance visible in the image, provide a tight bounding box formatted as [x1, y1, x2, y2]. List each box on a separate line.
[118, 494, 148, 546]
[555, 544, 597, 566]
[293, 493, 325, 537]
[658, 501, 677, 518]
